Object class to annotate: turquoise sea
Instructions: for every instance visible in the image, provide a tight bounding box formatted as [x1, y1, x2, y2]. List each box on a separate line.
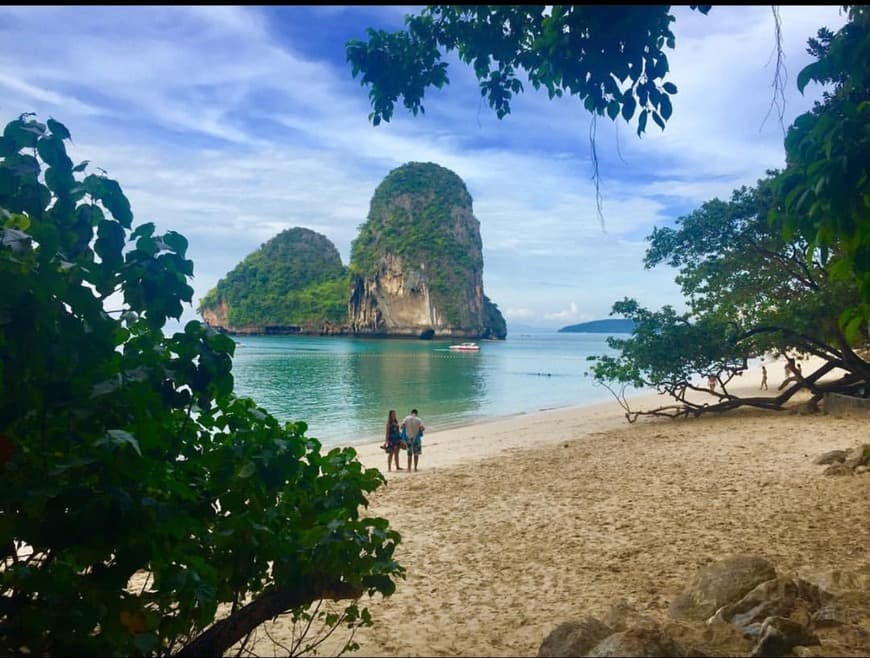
[229, 331, 635, 448]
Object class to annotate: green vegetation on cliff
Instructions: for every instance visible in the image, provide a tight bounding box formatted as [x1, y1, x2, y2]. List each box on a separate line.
[200, 163, 505, 337]
[350, 162, 484, 326]
[199, 227, 348, 328]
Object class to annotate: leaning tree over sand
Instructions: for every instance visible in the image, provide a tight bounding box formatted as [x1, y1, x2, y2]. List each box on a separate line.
[0, 114, 403, 657]
[586, 175, 868, 421]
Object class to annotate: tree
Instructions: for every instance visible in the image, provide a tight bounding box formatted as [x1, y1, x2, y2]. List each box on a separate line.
[0, 114, 403, 657]
[347, 5, 868, 329]
[772, 5, 869, 336]
[586, 175, 868, 421]
[347, 5, 710, 134]
[346, 5, 710, 216]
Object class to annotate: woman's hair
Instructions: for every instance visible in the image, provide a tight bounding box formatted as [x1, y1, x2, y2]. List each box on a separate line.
[388, 409, 396, 421]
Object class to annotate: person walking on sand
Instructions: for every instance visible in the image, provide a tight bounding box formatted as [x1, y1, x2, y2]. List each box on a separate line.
[760, 365, 768, 390]
[401, 408, 425, 472]
[382, 409, 403, 472]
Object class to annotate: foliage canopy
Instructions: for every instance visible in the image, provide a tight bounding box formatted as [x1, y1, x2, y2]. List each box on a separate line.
[0, 114, 403, 657]
[347, 5, 710, 134]
[771, 6, 869, 333]
[348, 5, 868, 331]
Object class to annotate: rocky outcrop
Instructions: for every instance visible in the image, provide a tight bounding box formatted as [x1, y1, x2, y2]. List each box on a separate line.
[348, 162, 506, 339]
[815, 443, 870, 476]
[538, 555, 870, 657]
[200, 298, 230, 329]
[199, 164, 507, 339]
[669, 554, 778, 621]
[348, 253, 444, 337]
[198, 227, 349, 334]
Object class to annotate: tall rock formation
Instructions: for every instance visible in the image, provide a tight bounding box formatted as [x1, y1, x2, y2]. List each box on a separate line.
[348, 162, 506, 339]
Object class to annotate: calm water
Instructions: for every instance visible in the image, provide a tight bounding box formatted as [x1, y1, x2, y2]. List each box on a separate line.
[229, 332, 635, 447]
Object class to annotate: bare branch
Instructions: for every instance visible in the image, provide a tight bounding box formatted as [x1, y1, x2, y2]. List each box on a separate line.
[589, 114, 605, 230]
[761, 5, 788, 137]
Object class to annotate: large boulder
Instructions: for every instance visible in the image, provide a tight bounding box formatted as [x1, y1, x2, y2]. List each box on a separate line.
[586, 627, 689, 657]
[538, 617, 613, 657]
[669, 555, 777, 622]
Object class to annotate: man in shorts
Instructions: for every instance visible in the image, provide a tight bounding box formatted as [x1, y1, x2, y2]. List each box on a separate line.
[401, 409, 425, 472]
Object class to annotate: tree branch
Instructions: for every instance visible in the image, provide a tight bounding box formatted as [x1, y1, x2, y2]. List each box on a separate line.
[174, 579, 363, 658]
[608, 356, 859, 423]
[735, 325, 841, 361]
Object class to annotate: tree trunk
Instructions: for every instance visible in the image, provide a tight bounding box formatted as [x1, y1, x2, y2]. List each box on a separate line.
[175, 579, 362, 658]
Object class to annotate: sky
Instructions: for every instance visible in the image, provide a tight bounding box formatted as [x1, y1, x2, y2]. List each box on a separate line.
[0, 5, 849, 331]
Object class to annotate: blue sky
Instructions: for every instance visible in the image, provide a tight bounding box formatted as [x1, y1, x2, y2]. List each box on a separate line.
[0, 5, 848, 330]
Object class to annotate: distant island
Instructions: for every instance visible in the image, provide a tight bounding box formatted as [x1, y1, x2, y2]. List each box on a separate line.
[558, 319, 636, 334]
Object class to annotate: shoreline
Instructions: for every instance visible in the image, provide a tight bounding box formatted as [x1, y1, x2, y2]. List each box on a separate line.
[352, 354, 829, 474]
[345, 392, 626, 452]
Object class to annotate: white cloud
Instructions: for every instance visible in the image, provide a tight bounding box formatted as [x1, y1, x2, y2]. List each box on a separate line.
[544, 302, 580, 323]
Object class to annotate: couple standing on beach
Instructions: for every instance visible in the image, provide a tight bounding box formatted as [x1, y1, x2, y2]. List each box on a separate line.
[383, 409, 425, 472]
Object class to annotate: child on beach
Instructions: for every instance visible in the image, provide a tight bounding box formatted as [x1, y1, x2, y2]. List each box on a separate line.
[760, 365, 768, 390]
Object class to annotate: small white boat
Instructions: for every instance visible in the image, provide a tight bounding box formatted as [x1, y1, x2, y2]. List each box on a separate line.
[449, 342, 480, 352]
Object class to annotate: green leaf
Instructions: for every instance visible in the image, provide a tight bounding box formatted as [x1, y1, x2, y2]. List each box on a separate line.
[37, 136, 70, 169]
[660, 95, 672, 120]
[163, 231, 188, 257]
[0, 167, 16, 195]
[131, 222, 155, 239]
[0, 135, 17, 156]
[96, 429, 143, 456]
[621, 94, 636, 122]
[796, 61, 819, 94]
[95, 219, 125, 268]
[4, 118, 43, 148]
[47, 118, 71, 141]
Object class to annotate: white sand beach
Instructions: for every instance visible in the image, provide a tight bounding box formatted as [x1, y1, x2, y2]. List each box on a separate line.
[250, 357, 869, 656]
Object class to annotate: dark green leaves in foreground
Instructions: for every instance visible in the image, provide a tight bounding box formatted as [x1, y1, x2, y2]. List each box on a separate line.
[772, 6, 870, 336]
[347, 5, 711, 135]
[0, 114, 403, 657]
